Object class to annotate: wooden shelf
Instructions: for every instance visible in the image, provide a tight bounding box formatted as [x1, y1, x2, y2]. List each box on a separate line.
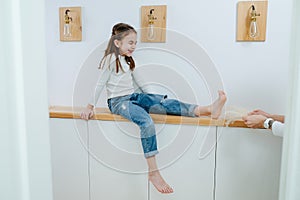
[49, 106, 248, 128]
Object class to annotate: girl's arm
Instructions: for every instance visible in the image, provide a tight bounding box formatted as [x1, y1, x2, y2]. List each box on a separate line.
[81, 66, 111, 120]
[132, 68, 150, 93]
[132, 74, 144, 93]
[88, 67, 111, 107]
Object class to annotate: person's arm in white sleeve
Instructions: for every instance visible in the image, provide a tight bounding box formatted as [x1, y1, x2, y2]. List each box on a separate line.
[271, 121, 285, 137]
[243, 114, 285, 137]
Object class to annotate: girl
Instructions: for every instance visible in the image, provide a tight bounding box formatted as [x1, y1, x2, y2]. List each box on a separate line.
[81, 23, 227, 194]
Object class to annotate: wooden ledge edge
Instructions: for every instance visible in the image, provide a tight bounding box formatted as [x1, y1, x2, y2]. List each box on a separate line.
[49, 105, 249, 128]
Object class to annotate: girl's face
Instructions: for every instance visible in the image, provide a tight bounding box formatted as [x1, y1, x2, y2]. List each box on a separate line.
[114, 32, 137, 57]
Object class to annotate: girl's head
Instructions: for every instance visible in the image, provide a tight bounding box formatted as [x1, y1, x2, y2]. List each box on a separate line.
[109, 23, 137, 57]
[100, 23, 137, 72]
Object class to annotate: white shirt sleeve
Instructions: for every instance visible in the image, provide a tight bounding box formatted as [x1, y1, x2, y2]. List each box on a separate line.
[132, 69, 145, 92]
[132, 66, 157, 93]
[272, 121, 285, 137]
[88, 61, 112, 106]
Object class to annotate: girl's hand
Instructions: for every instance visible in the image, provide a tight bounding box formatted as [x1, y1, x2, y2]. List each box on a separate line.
[80, 105, 94, 120]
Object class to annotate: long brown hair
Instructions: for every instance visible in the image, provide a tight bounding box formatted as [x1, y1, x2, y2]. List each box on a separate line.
[99, 23, 136, 73]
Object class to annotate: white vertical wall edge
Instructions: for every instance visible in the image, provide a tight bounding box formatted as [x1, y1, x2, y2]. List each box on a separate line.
[0, 0, 53, 200]
[279, 0, 300, 199]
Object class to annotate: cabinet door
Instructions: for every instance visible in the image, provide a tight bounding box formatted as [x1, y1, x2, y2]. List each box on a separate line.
[88, 120, 148, 200]
[215, 127, 282, 200]
[49, 119, 89, 200]
[149, 125, 216, 200]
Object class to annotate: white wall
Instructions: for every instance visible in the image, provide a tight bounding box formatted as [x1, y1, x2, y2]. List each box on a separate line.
[46, 0, 292, 115]
[1, 0, 53, 199]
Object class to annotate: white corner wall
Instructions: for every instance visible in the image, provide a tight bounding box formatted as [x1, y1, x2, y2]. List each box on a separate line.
[46, 0, 292, 115]
[279, 0, 300, 199]
[1, 0, 53, 200]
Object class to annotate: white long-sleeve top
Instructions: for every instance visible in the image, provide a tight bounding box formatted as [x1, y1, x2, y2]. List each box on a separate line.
[89, 54, 143, 106]
[272, 121, 284, 137]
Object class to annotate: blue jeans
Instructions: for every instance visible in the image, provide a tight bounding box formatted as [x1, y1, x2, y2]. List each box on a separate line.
[107, 93, 197, 158]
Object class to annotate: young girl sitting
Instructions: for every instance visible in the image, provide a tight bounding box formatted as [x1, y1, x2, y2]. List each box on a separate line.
[81, 22, 227, 194]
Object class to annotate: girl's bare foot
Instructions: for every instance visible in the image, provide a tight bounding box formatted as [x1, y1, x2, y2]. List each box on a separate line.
[148, 171, 174, 194]
[194, 90, 227, 118]
[211, 90, 227, 119]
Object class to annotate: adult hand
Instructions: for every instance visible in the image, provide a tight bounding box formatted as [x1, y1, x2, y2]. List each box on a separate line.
[248, 109, 270, 118]
[242, 114, 267, 129]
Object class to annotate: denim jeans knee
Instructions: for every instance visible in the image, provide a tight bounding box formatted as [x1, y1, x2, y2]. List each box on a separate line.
[107, 93, 197, 158]
[108, 94, 159, 158]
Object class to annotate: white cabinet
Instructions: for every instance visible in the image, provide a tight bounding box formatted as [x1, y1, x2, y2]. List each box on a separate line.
[88, 120, 148, 200]
[149, 125, 217, 200]
[49, 119, 89, 200]
[49, 118, 283, 200]
[215, 127, 282, 200]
